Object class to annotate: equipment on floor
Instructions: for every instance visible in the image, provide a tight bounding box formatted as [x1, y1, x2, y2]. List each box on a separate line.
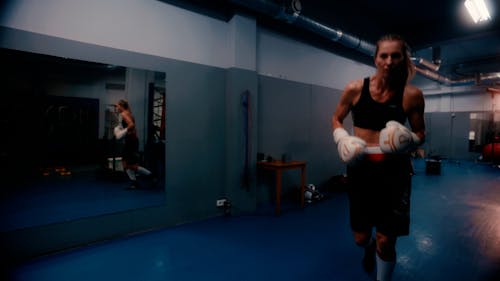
[304, 184, 323, 203]
[482, 141, 499, 163]
[425, 158, 441, 175]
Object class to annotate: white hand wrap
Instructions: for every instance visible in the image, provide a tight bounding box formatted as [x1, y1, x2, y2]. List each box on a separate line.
[114, 125, 128, 140]
[379, 121, 421, 153]
[333, 128, 367, 164]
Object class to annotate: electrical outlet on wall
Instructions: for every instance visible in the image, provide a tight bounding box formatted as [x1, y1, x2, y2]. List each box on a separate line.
[216, 199, 227, 207]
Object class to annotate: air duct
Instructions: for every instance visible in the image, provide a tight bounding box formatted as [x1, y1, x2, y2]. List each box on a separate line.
[229, 0, 376, 56]
[229, 0, 499, 86]
[414, 57, 440, 72]
[415, 63, 500, 86]
[415, 66, 476, 86]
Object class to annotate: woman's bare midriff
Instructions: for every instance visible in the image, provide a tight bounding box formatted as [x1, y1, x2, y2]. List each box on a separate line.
[354, 127, 380, 147]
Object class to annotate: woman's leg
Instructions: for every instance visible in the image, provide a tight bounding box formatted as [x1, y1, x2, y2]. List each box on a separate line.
[353, 230, 376, 272]
[375, 231, 397, 281]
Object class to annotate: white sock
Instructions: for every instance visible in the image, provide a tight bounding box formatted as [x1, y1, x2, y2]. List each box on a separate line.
[376, 253, 395, 281]
[137, 166, 152, 176]
[126, 169, 136, 181]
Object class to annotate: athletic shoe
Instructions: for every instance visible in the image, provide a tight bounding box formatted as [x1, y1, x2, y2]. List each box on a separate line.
[126, 181, 140, 190]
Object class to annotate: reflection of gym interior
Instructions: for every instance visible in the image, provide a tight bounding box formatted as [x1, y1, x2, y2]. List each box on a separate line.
[1, 1, 500, 281]
[0, 48, 167, 231]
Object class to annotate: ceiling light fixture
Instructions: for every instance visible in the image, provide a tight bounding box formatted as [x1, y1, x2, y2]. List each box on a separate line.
[464, 0, 491, 23]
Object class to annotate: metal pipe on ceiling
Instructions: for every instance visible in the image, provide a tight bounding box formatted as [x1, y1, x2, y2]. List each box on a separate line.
[229, 0, 376, 56]
[414, 57, 441, 72]
[229, 0, 498, 86]
[415, 66, 475, 86]
[415, 66, 500, 87]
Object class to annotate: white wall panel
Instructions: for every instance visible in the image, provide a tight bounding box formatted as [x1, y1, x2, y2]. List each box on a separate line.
[0, 0, 230, 68]
[257, 29, 374, 90]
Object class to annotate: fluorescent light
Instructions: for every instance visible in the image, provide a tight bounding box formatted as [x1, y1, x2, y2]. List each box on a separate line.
[464, 0, 491, 23]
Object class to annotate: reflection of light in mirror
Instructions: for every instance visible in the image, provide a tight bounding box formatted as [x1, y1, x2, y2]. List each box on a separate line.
[397, 254, 411, 267]
[396, 254, 418, 279]
[418, 234, 432, 252]
[466, 199, 500, 259]
[152, 254, 173, 274]
[416, 235, 434, 254]
[155, 260, 164, 268]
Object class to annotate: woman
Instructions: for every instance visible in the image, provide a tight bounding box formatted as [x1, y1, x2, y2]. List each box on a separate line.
[114, 99, 153, 189]
[331, 34, 426, 281]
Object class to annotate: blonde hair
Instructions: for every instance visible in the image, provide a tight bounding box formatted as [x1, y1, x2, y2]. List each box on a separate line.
[118, 99, 130, 110]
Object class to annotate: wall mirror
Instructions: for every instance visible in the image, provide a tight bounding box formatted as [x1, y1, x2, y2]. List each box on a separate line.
[0, 48, 166, 232]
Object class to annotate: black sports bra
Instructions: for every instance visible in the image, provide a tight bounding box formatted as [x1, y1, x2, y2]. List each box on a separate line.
[351, 77, 406, 130]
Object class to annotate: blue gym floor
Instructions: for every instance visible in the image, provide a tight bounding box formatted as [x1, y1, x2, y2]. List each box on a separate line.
[5, 159, 500, 281]
[0, 167, 165, 232]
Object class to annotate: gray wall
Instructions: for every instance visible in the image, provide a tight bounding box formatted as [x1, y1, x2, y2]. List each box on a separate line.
[0, 31, 263, 263]
[224, 68, 259, 214]
[422, 112, 480, 161]
[257, 76, 345, 204]
[0, 39, 350, 262]
[163, 60, 227, 219]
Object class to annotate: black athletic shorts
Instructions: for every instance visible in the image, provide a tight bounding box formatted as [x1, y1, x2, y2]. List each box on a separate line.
[123, 135, 140, 165]
[346, 154, 412, 237]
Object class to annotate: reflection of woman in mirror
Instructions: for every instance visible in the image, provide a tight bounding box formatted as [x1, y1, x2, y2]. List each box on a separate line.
[114, 99, 154, 189]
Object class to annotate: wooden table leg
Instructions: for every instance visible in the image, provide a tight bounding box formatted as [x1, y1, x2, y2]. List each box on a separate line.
[276, 170, 282, 215]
